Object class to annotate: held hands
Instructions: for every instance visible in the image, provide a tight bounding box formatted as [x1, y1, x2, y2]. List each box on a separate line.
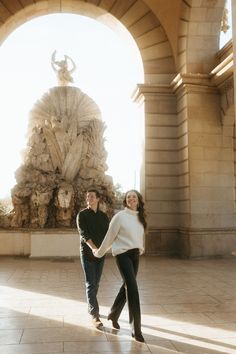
[92, 248, 99, 258]
[86, 240, 99, 257]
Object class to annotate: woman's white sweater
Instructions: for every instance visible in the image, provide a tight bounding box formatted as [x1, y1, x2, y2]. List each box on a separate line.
[96, 207, 145, 257]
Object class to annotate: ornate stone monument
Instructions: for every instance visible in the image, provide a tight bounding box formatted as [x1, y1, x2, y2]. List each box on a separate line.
[10, 52, 114, 228]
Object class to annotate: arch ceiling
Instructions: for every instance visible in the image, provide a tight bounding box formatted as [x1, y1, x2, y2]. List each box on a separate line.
[0, 0, 176, 84]
[0, 0, 227, 81]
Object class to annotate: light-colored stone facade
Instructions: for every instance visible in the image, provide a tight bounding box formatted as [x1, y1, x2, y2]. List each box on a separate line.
[0, 0, 235, 258]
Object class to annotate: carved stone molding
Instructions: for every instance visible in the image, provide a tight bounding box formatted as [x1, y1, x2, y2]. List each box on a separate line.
[210, 53, 233, 91]
[171, 70, 235, 126]
[219, 77, 235, 125]
[218, 76, 234, 94]
[132, 83, 173, 104]
[171, 73, 218, 98]
[210, 51, 235, 125]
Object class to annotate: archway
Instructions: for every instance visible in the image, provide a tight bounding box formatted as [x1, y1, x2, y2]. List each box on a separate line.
[0, 1, 176, 199]
[0, 13, 144, 198]
[0, 0, 179, 256]
[0, 1, 176, 81]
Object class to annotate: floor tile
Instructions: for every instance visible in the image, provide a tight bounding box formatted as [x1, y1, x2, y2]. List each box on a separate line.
[0, 256, 235, 353]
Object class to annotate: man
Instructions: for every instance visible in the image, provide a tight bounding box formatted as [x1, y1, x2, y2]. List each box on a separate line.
[76, 188, 109, 329]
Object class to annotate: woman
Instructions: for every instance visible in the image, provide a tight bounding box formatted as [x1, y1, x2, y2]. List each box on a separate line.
[93, 189, 147, 342]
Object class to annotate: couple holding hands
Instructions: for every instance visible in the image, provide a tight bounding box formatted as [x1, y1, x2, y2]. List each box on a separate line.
[76, 188, 147, 342]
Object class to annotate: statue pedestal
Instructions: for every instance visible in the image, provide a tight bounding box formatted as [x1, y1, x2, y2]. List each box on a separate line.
[30, 229, 80, 258]
[0, 229, 80, 257]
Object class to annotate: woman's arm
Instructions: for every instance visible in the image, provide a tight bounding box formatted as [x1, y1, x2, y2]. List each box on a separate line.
[93, 213, 121, 258]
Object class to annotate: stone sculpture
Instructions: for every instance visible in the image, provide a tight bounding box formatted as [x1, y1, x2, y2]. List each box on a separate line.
[54, 182, 75, 227]
[9, 53, 114, 228]
[51, 50, 76, 86]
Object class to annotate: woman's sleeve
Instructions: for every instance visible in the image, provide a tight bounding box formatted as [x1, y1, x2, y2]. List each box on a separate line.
[96, 214, 121, 258]
[140, 229, 146, 255]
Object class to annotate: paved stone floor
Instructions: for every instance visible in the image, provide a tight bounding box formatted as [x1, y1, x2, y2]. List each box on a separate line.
[0, 256, 236, 353]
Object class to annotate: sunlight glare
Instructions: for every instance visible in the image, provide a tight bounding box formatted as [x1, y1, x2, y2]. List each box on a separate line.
[0, 286, 235, 354]
[0, 14, 144, 199]
[219, 0, 232, 48]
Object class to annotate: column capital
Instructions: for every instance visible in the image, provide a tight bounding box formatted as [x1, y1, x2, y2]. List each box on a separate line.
[132, 83, 173, 103]
[171, 73, 218, 96]
[210, 52, 233, 93]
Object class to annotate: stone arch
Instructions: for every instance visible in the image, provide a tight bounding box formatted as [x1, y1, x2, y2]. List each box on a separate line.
[177, 0, 226, 74]
[0, 0, 182, 255]
[0, 0, 176, 84]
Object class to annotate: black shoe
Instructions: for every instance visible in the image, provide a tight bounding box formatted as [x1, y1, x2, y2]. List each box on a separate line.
[92, 316, 103, 329]
[132, 332, 145, 342]
[107, 314, 120, 329]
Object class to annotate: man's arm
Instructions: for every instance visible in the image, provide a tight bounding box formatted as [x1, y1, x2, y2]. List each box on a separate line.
[76, 212, 91, 243]
[76, 211, 97, 252]
[86, 239, 97, 252]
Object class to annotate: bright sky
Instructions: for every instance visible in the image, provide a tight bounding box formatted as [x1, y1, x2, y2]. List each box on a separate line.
[0, 14, 144, 199]
[219, 0, 232, 48]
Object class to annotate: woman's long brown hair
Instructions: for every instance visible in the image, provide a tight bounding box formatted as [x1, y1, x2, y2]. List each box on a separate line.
[123, 189, 147, 230]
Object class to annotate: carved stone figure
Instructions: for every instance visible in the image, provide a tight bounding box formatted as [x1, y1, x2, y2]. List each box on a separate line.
[30, 187, 53, 228]
[9, 54, 114, 228]
[51, 50, 76, 86]
[54, 182, 75, 227]
[11, 185, 31, 227]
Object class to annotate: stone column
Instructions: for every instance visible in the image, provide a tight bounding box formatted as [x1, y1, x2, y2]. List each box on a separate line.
[133, 84, 179, 256]
[232, 0, 236, 117]
[172, 73, 236, 258]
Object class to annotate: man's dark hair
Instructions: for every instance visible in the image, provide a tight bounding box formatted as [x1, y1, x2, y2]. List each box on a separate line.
[86, 188, 100, 198]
